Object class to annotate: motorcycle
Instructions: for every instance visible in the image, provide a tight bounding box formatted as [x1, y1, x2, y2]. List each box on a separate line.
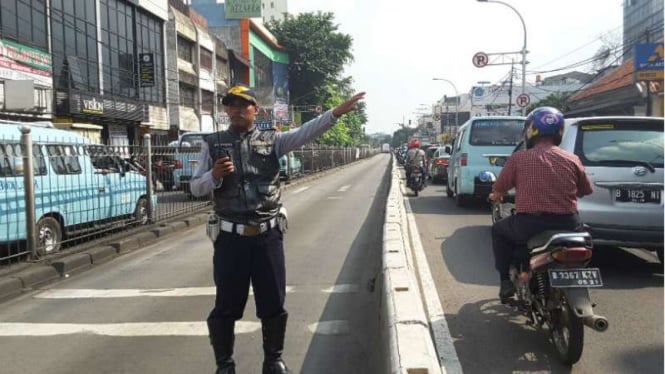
[507, 229, 609, 365]
[408, 166, 425, 196]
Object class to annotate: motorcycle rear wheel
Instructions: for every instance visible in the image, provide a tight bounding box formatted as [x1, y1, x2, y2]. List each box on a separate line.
[550, 294, 584, 365]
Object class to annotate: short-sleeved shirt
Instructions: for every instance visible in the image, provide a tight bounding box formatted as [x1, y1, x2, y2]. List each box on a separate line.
[493, 143, 593, 214]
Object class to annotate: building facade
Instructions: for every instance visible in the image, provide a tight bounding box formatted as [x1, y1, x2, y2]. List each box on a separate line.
[623, 0, 664, 58]
[0, 0, 52, 121]
[49, 0, 169, 145]
[261, 0, 288, 23]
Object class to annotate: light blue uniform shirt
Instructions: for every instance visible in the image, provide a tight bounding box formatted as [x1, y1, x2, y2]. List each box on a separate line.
[190, 110, 338, 197]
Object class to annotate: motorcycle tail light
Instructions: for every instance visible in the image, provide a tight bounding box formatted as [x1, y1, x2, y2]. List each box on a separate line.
[174, 160, 183, 169]
[552, 248, 592, 263]
[435, 159, 448, 166]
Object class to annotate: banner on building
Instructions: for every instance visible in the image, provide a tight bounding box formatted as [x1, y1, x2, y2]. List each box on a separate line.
[225, 0, 262, 19]
[139, 53, 155, 87]
[634, 42, 664, 81]
[0, 38, 52, 87]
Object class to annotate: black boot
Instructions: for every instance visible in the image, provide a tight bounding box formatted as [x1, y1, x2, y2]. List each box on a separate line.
[499, 279, 515, 304]
[261, 312, 292, 374]
[207, 318, 236, 374]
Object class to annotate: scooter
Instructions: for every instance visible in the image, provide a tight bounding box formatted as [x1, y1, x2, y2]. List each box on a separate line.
[507, 229, 609, 365]
[408, 166, 425, 196]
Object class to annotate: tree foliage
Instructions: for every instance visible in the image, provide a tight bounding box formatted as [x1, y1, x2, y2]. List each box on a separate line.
[525, 92, 573, 113]
[266, 12, 353, 107]
[266, 12, 367, 146]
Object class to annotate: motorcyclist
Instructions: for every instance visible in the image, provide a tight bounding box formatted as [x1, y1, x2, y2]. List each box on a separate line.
[488, 107, 593, 303]
[405, 139, 427, 184]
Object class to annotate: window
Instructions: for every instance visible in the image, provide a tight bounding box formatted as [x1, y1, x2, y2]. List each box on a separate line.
[177, 36, 193, 62]
[47, 145, 82, 175]
[0, 0, 48, 50]
[51, 0, 99, 92]
[99, 0, 135, 98]
[469, 119, 523, 146]
[200, 48, 213, 71]
[136, 9, 165, 105]
[201, 91, 214, 114]
[0, 143, 47, 177]
[577, 121, 664, 167]
[271, 2, 274, 8]
[179, 83, 196, 108]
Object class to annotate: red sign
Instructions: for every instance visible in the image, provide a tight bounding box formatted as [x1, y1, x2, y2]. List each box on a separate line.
[473, 52, 489, 68]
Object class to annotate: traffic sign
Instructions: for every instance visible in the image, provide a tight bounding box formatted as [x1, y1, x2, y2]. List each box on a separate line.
[433, 113, 441, 121]
[472, 52, 489, 68]
[516, 93, 530, 107]
[315, 105, 322, 113]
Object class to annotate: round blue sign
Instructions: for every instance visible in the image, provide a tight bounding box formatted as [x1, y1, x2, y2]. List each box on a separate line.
[473, 87, 485, 97]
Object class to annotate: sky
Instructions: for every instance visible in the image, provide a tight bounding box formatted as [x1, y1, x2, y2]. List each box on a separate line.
[288, 0, 625, 135]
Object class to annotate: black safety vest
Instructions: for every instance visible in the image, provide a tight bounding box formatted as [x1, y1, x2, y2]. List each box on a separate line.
[204, 127, 281, 224]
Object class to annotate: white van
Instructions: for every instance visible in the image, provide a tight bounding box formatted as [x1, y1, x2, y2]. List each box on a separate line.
[446, 115, 525, 206]
[0, 122, 155, 255]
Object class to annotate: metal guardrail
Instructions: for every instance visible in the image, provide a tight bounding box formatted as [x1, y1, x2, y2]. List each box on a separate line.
[0, 127, 378, 267]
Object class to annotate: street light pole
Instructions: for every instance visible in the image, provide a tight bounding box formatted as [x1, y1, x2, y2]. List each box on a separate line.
[432, 78, 459, 136]
[477, 0, 527, 115]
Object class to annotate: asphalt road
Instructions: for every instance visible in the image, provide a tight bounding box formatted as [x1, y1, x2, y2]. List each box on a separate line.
[0, 154, 392, 374]
[409, 179, 664, 374]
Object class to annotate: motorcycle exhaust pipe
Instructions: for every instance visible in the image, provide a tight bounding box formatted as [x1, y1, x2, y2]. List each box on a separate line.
[584, 315, 609, 332]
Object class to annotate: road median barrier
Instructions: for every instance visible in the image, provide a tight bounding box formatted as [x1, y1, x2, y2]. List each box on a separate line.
[381, 158, 443, 374]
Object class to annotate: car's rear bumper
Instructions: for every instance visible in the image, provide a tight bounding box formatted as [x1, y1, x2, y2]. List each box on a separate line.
[586, 223, 663, 249]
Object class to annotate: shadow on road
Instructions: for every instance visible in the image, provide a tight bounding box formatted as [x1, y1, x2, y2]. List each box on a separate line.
[439, 225, 497, 286]
[448, 298, 575, 374]
[298, 158, 391, 374]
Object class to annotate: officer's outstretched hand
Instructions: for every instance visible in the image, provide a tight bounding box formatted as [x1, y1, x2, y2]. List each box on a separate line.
[332, 92, 366, 118]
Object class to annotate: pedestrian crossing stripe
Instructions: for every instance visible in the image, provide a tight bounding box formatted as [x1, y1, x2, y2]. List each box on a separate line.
[0, 322, 260, 336]
[34, 284, 358, 299]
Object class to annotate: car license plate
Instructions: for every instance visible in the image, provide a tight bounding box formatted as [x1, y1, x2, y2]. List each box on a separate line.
[615, 188, 661, 203]
[548, 268, 603, 288]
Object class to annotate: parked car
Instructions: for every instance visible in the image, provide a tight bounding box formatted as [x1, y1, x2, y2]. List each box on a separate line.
[0, 122, 156, 255]
[172, 131, 212, 194]
[447, 116, 525, 206]
[428, 146, 451, 184]
[492, 116, 664, 263]
[280, 152, 303, 180]
[122, 154, 181, 191]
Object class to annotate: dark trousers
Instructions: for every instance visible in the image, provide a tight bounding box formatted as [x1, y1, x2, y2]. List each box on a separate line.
[491, 213, 579, 280]
[208, 227, 286, 323]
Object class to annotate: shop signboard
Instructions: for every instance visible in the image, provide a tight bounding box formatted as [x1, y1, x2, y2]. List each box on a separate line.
[0, 38, 52, 87]
[634, 42, 664, 81]
[225, 0, 261, 19]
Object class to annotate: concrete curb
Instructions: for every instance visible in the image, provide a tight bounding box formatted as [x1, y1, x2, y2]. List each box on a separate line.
[382, 159, 443, 374]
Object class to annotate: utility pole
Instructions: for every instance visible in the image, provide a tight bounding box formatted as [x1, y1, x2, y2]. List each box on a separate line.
[507, 61, 514, 115]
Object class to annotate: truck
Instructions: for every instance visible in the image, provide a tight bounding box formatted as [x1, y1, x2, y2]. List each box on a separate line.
[381, 143, 391, 153]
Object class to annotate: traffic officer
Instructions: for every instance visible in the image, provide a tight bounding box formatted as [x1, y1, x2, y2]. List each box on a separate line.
[190, 84, 365, 374]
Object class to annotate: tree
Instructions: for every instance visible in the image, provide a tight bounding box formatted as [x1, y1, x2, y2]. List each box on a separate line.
[525, 92, 573, 113]
[266, 14, 366, 146]
[266, 12, 353, 109]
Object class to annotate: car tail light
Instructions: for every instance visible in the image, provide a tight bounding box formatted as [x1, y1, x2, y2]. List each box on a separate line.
[174, 160, 183, 169]
[552, 248, 592, 263]
[460, 153, 467, 167]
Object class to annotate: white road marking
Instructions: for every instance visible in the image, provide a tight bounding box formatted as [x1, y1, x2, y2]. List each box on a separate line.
[405, 198, 464, 374]
[322, 284, 359, 293]
[327, 196, 342, 200]
[35, 286, 295, 299]
[307, 321, 350, 335]
[0, 321, 261, 336]
[337, 185, 351, 192]
[292, 187, 309, 194]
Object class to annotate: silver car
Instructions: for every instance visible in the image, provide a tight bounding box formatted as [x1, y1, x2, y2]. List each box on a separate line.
[492, 116, 664, 262]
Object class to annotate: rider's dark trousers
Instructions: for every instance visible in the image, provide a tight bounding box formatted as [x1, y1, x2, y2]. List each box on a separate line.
[208, 227, 287, 323]
[491, 213, 579, 280]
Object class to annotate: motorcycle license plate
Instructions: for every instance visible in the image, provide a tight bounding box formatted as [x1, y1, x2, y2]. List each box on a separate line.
[548, 268, 603, 288]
